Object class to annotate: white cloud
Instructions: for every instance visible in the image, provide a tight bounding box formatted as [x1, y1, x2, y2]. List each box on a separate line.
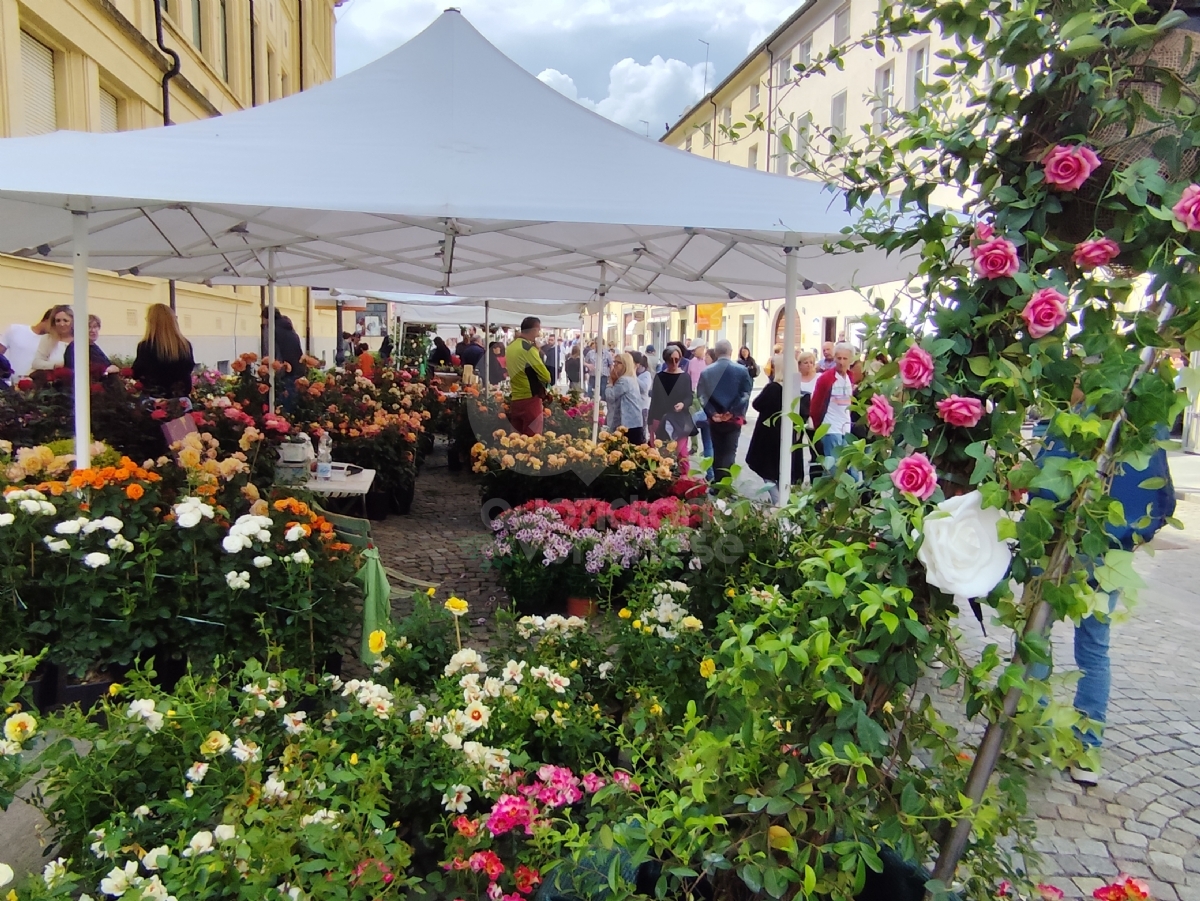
[538, 57, 710, 135]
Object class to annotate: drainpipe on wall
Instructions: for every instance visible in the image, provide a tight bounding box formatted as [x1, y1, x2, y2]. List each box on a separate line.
[709, 98, 717, 160]
[153, 2, 182, 311]
[249, 0, 258, 106]
[297, 0, 304, 91]
[766, 48, 774, 171]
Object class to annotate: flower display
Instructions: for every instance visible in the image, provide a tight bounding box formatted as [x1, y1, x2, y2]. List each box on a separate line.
[972, 236, 1020, 280]
[889, 453, 938, 501]
[936, 394, 984, 428]
[1093, 875, 1151, 901]
[916, 490, 1012, 598]
[1041, 143, 1101, 191]
[1021, 287, 1070, 339]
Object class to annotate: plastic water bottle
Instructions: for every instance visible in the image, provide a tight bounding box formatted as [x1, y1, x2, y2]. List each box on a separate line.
[316, 434, 332, 481]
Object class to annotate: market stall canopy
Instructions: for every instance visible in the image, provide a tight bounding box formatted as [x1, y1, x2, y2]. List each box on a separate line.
[319, 291, 589, 330]
[0, 10, 913, 305]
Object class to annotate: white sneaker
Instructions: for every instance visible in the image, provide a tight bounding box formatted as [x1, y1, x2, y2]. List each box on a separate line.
[1069, 766, 1099, 786]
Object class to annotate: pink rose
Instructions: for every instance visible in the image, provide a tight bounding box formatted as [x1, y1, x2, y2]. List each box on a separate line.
[936, 394, 984, 428]
[1172, 183, 1200, 231]
[1020, 287, 1069, 339]
[1072, 237, 1120, 271]
[899, 344, 935, 389]
[890, 453, 938, 501]
[973, 221, 994, 242]
[1041, 144, 1102, 192]
[866, 393, 895, 436]
[972, 236, 1020, 280]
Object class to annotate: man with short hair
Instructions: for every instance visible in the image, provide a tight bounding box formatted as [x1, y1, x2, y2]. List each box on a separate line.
[817, 341, 836, 372]
[541, 334, 562, 385]
[810, 342, 858, 470]
[0, 308, 53, 379]
[696, 339, 753, 488]
[506, 317, 552, 436]
[458, 333, 485, 370]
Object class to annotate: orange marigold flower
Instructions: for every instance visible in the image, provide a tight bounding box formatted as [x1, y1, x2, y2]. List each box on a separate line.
[273, 499, 290, 512]
[126, 483, 145, 500]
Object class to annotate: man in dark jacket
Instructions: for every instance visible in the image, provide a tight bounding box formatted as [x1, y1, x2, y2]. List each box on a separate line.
[458, 334, 486, 371]
[262, 310, 305, 411]
[696, 339, 753, 488]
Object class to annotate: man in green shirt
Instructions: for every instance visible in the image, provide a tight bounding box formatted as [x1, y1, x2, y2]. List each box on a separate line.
[505, 317, 552, 436]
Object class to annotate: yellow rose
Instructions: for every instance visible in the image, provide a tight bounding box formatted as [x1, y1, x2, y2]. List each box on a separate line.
[444, 597, 469, 618]
[200, 730, 231, 757]
[699, 658, 716, 678]
[618, 608, 632, 619]
[3, 712, 37, 743]
[108, 683, 122, 696]
[649, 703, 663, 716]
[349, 753, 359, 765]
[368, 630, 388, 655]
[680, 615, 702, 632]
[426, 587, 437, 597]
[883, 701, 895, 715]
[631, 619, 642, 630]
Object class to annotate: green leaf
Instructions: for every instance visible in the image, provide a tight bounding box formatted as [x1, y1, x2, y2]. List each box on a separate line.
[826, 571, 846, 597]
[739, 864, 763, 893]
[968, 356, 993, 377]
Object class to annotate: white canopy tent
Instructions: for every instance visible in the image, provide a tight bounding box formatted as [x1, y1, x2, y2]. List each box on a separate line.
[0, 9, 914, 498]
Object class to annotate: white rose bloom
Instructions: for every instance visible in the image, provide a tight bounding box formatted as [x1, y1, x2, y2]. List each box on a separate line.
[230, 738, 261, 763]
[132, 805, 151, 820]
[18, 499, 43, 515]
[214, 824, 237, 842]
[441, 732, 463, 750]
[126, 699, 164, 732]
[282, 711, 308, 735]
[263, 773, 289, 802]
[138, 875, 170, 901]
[0, 513, 14, 527]
[185, 761, 209, 783]
[55, 518, 88, 535]
[83, 552, 112, 569]
[225, 570, 251, 591]
[916, 490, 1012, 599]
[99, 860, 140, 896]
[141, 846, 171, 872]
[175, 510, 201, 529]
[253, 555, 272, 569]
[100, 516, 124, 533]
[222, 535, 249, 554]
[290, 549, 312, 566]
[285, 525, 306, 542]
[441, 784, 471, 813]
[43, 536, 70, 553]
[43, 857, 69, 889]
[597, 662, 614, 680]
[107, 535, 135, 553]
[409, 703, 427, 723]
[182, 830, 214, 857]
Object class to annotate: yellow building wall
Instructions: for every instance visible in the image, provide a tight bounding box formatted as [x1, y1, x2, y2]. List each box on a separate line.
[0, 0, 342, 368]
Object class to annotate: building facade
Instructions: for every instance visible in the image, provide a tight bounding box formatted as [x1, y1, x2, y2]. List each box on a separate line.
[0, 0, 342, 368]
[649, 0, 960, 365]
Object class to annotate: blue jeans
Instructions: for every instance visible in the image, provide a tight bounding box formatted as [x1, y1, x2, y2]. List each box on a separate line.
[1030, 591, 1117, 749]
[821, 430, 859, 480]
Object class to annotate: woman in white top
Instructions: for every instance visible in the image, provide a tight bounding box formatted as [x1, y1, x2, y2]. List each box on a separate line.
[30, 306, 74, 371]
[797, 351, 822, 484]
[797, 351, 820, 399]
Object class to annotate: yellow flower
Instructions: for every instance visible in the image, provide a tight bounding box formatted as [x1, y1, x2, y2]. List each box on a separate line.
[426, 587, 436, 597]
[631, 619, 642, 630]
[883, 701, 895, 715]
[108, 683, 122, 697]
[569, 660, 579, 670]
[649, 703, 663, 716]
[642, 625, 654, 635]
[444, 597, 469, 618]
[349, 753, 359, 765]
[6, 889, 16, 901]
[3, 712, 37, 743]
[680, 615, 702, 632]
[617, 608, 632, 619]
[726, 588, 736, 598]
[368, 630, 388, 655]
[699, 658, 716, 679]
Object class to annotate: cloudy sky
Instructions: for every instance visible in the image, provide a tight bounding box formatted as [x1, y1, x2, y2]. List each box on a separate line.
[333, 0, 796, 136]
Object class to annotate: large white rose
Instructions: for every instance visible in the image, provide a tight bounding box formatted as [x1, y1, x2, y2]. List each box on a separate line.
[916, 490, 1011, 598]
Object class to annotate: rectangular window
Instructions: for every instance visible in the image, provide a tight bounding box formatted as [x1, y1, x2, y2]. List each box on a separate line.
[703, 122, 711, 147]
[158, 0, 170, 15]
[220, 0, 230, 80]
[874, 63, 895, 127]
[747, 144, 758, 170]
[740, 316, 754, 355]
[20, 32, 56, 136]
[834, 5, 851, 44]
[684, 134, 693, 152]
[799, 35, 813, 66]
[99, 88, 119, 133]
[909, 43, 930, 108]
[192, 0, 203, 51]
[776, 52, 792, 86]
[775, 124, 790, 174]
[749, 82, 760, 109]
[830, 90, 847, 136]
[721, 106, 731, 129]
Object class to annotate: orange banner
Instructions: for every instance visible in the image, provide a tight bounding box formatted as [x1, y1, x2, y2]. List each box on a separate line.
[695, 303, 725, 331]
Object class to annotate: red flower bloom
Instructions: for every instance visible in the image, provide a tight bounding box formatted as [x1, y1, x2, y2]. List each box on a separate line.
[514, 864, 541, 895]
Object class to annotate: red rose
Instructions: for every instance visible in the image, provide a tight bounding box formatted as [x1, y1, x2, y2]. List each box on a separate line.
[1020, 287, 1069, 339]
[936, 394, 984, 428]
[16, 378, 32, 391]
[890, 452, 938, 501]
[898, 344, 935, 389]
[866, 393, 895, 436]
[1072, 238, 1120, 271]
[1042, 144, 1101, 192]
[972, 236, 1020, 280]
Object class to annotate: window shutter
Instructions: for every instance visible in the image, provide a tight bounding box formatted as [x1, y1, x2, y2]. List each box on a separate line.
[99, 89, 118, 133]
[21, 32, 56, 136]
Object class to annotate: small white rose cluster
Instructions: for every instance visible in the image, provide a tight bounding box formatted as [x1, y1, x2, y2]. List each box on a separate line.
[515, 613, 588, 638]
[222, 513, 273, 554]
[7, 488, 56, 517]
[172, 497, 215, 529]
[340, 678, 395, 720]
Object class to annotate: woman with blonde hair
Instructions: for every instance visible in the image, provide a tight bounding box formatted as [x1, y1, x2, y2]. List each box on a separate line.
[30, 305, 74, 370]
[604, 351, 645, 444]
[133, 303, 195, 400]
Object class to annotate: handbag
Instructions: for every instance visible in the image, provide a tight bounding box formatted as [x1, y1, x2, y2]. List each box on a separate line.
[161, 413, 198, 450]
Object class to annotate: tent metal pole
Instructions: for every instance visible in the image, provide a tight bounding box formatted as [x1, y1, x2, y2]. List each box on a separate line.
[267, 249, 277, 413]
[72, 211, 92, 470]
[396, 310, 403, 369]
[483, 300, 490, 393]
[592, 263, 607, 444]
[777, 248, 797, 505]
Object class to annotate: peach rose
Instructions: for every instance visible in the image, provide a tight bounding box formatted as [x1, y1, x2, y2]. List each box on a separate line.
[1072, 238, 1120, 271]
[1020, 287, 1069, 339]
[1172, 184, 1200, 231]
[899, 344, 935, 389]
[936, 394, 984, 428]
[890, 453, 938, 501]
[1042, 144, 1101, 192]
[972, 236, 1020, 280]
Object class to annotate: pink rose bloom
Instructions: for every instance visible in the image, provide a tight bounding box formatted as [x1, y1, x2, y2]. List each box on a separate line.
[1072, 237, 1121, 271]
[1172, 183, 1200, 231]
[899, 344, 935, 389]
[890, 453, 938, 500]
[867, 393, 896, 436]
[936, 394, 984, 428]
[1021, 287, 1069, 339]
[1042, 144, 1102, 192]
[972, 236, 1020, 280]
[973, 221, 994, 241]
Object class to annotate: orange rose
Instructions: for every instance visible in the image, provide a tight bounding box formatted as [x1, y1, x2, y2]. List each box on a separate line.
[126, 483, 144, 501]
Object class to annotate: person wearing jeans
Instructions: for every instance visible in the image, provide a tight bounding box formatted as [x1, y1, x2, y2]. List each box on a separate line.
[809, 342, 859, 475]
[696, 340, 753, 488]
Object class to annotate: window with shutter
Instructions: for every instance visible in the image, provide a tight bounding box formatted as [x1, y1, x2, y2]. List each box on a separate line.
[21, 32, 57, 136]
[99, 89, 119, 133]
[220, 0, 230, 80]
[192, 0, 203, 51]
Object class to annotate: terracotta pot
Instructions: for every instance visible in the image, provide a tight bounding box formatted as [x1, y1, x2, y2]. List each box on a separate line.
[565, 597, 598, 618]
